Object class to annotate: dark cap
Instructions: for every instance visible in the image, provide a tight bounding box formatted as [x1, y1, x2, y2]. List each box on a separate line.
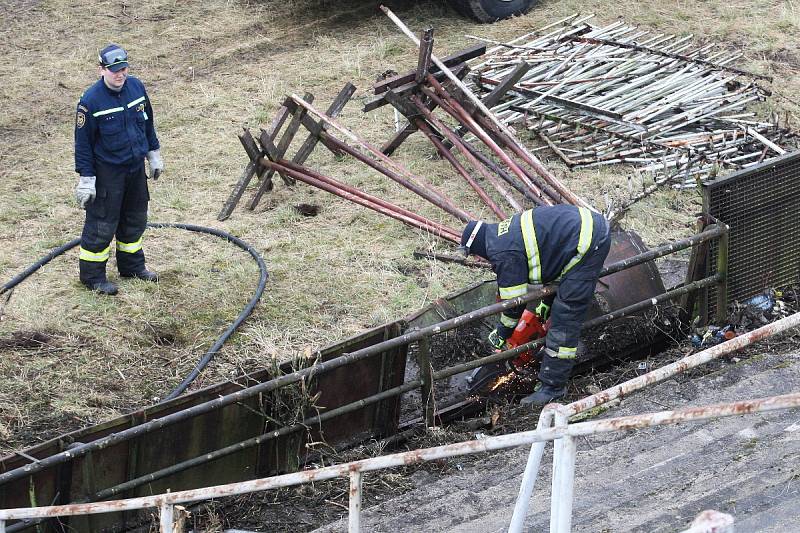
[459, 220, 488, 259]
[99, 44, 129, 72]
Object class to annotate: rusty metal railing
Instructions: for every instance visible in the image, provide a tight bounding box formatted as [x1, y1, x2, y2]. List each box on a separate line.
[3, 316, 798, 531]
[0, 389, 795, 531]
[0, 223, 732, 533]
[508, 310, 800, 533]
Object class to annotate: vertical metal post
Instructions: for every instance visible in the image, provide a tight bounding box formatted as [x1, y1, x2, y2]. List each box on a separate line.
[508, 408, 555, 533]
[159, 501, 174, 533]
[715, 224, 730, 324]
[682, 217, 710, 325]
[349, 470, 363, 533]
[0, 519, 6, 533]
[550, 407, 576, 533]
[416, 337, 436, 427]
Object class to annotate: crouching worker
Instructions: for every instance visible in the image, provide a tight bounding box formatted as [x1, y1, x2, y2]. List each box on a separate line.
[460, 205, 610, 406]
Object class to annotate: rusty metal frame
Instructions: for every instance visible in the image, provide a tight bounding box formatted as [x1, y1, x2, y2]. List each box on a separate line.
[1, 225, 729, 532]
[703, 151, 800, 322]
[2, 383, 798, 531]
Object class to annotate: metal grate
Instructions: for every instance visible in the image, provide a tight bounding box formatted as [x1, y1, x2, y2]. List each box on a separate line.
[704, 151, 800, 320]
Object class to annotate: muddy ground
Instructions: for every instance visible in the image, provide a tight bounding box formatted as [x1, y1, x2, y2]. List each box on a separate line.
[185, 290, 798, 532]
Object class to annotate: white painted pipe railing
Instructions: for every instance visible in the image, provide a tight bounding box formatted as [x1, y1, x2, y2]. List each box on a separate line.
[1, 391, 798, 532]
[508, 310, 800, 533]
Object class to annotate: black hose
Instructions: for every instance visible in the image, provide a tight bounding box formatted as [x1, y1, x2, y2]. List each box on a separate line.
[0, 238, 81, 296]
[0, 222, 268, 401]
[151, 223, 269, 401]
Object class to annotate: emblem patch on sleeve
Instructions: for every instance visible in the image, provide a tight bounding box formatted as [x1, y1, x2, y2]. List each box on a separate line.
[76, 112, 86, 129]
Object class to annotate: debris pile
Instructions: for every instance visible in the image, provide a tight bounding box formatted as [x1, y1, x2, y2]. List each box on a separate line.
[466, 15, 797, 219]
[218, 22, 592, 236]
[218, 12, 796, 236]
[690, 287, 799, 348]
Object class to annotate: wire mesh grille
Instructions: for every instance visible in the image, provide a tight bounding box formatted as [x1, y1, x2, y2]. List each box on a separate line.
[704, 152, 800, 320]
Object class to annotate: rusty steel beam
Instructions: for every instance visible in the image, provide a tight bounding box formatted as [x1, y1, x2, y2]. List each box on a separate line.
[264, 160, 460, 243]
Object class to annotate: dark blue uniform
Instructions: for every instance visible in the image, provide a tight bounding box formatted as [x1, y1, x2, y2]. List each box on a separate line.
[479, 205, 610, 358]
[74, 76, 159, 283]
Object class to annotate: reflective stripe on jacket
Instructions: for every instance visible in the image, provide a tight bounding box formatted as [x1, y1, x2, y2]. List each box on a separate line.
[74, 76, 159, 176]
[483, 205, 600, 327]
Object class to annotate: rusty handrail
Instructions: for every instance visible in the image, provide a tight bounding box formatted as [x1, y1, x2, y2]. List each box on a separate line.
[2, 391, 798, 529]
[508, 309, 800, 532]
[0, 224, 728, 487]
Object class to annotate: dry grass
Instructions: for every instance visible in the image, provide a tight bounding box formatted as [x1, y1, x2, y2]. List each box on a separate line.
[0, 0, 797, 453]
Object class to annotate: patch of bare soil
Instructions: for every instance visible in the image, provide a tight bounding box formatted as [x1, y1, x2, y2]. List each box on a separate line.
[0, 330, 52, 350]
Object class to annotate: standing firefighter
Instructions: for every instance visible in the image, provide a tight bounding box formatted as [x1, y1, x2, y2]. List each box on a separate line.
[461, 205, 610, 405]
[74, 44, 163, 295]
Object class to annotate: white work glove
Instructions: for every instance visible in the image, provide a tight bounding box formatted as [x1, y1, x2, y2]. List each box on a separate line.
[74, 175, 96, 209]
[146, 149, 164, 180]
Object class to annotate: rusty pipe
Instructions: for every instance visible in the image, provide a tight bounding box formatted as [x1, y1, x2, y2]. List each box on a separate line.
[317, 130, 473, 223]
[424, 79, 562, 205]
[455, 138, 548, 207]
[411, 97, 514, 217]
[412, 91, 522, 212]
[290, 94, 474, 222]
[4, 390, 799, 522]
[454, 118, 567, 205]
[277, 158, 461, 240]
[415, 120, 508, 219]
[422, 79, 551, 204]
[264, 160, 461, 243]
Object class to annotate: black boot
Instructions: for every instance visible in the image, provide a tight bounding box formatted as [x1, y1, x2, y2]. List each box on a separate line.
[80, 259, 118, 295]
[120, 269, 159, 282]
[82, 279, 119, 295]
[520, 355, 575, 406]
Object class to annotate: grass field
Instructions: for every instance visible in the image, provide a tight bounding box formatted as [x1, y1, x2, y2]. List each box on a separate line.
[0, 0, 797, 454]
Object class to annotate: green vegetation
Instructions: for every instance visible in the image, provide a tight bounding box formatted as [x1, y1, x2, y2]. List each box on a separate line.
[1, 0, 797, 454]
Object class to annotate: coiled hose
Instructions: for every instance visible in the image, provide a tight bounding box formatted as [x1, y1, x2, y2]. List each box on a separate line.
[0, 222, 268, 401]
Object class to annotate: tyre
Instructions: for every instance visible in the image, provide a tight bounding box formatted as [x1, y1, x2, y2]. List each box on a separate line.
[446, 0, 537, 23]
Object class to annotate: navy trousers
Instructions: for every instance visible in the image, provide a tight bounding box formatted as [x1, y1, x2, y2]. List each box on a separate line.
[79, 160, 149, 284]
[545, 212, 612, 357]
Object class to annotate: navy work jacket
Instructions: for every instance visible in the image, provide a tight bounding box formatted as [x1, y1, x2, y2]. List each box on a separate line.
[74, 76, 159, 176]
[484, 205, 601, 288]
